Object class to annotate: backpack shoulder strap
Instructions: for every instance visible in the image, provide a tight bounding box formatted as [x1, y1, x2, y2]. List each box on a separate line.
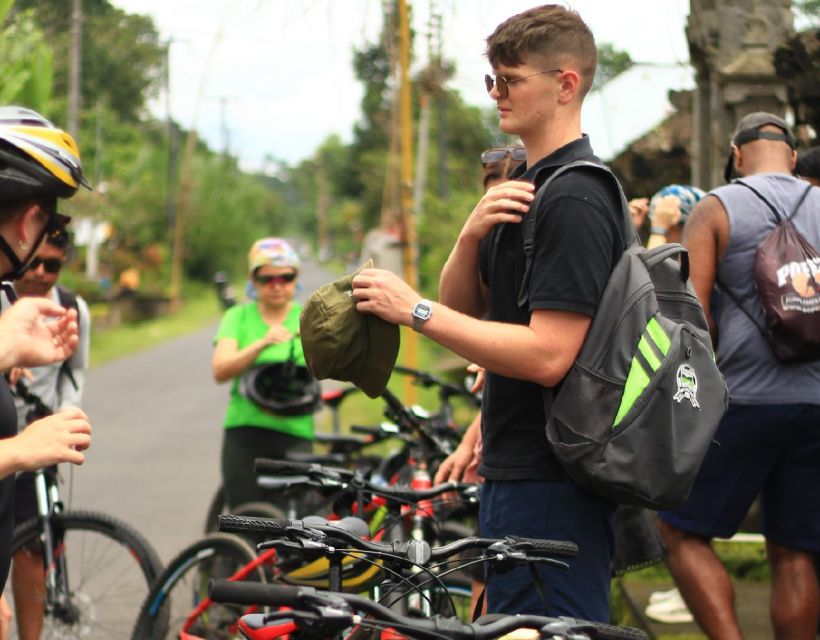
[516, 159, 636, 308]
[786, 183, 814, 222]
[734, 179, 783, 223]
[55, 285, 80, 392]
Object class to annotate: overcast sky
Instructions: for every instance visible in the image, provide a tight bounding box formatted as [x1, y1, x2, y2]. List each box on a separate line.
[109, 0, 691, 170]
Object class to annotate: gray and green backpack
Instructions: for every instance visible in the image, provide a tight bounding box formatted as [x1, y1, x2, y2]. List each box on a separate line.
[513, 160, 729, 510]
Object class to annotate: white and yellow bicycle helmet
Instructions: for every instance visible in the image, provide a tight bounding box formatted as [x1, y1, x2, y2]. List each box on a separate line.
[0, 106, 89, 200]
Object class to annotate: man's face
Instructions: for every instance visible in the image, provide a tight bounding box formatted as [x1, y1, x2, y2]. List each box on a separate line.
[489, 58, 559, 138]
[16, 242, 64, 297]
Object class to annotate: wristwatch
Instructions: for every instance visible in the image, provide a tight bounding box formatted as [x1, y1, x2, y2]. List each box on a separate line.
[411, 299, 433, 333]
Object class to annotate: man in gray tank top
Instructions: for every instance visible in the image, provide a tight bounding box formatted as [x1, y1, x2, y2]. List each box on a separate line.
[658, 112, 820, 639]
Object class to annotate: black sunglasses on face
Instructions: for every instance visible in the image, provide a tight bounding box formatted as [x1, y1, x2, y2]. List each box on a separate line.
[484, 68, 564, 99]
[29, 257, 63, 274]
[254, 272, 297, 286]
[481, 147, 527, 165]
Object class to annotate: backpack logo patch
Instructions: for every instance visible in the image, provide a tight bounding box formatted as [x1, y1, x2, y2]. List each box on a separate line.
[673, 364, 700, 409]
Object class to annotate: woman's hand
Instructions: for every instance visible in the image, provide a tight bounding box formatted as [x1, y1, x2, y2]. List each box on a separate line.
[460, 180, 535, 243]
[11, 409, 92, 471]
[0, 297, 78, 370]
[261, 325, 293, 347]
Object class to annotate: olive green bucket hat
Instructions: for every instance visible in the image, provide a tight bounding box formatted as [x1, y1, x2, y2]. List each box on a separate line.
[299, 260, 400, 398]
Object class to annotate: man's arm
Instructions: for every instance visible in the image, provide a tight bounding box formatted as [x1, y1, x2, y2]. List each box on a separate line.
[353, 269, 590, 388]
[439, 180, 534, 317]
[681, 194, 729, 344]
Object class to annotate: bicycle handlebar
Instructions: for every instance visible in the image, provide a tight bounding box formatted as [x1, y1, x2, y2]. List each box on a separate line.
[253, 457, 480, 504]
[217, 514, 578, 565]
[208, 581, 647, 640]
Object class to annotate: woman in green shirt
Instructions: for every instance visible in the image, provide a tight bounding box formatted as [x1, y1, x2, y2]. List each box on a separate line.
[212, 238, 313, 509]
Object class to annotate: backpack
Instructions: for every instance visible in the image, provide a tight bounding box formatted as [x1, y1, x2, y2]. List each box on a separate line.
[497, 159, 729, 510]
[717, 180, 819, 363]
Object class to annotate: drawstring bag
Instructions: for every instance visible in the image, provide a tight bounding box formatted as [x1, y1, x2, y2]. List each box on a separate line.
[239, 339, 321, 417]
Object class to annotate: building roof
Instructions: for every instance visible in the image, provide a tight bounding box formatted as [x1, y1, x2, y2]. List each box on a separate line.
[582, 63, 695, 161]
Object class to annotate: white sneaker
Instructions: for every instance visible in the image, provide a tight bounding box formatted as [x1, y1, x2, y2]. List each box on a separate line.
[648, 587, 681, 605]
[645, 589, 694, 624]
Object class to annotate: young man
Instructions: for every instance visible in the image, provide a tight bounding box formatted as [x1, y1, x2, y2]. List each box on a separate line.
[658, 113, 820, 639]
[3, 229, 90, 640]
[352, 5, 627, 621]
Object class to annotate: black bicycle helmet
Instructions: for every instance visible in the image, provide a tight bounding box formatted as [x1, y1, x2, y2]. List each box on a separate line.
[240, 361, 321, 417]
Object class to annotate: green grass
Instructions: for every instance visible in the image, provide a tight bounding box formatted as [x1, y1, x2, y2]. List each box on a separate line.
[89, 283, 222, 368]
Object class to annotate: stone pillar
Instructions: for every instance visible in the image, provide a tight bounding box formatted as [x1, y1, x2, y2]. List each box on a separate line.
[687, 0, 794, 189]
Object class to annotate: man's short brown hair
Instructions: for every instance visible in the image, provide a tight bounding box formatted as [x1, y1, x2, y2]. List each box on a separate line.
[486, 5, 597, 98]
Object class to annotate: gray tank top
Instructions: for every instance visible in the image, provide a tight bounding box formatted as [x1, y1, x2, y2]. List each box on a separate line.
[711, 173, 820, 405]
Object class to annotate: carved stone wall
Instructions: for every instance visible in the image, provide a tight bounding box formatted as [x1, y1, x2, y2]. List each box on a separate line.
[687, 0, 794, 189]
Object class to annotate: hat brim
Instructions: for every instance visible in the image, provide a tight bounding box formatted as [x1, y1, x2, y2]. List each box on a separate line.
[350, 314, 400, 399]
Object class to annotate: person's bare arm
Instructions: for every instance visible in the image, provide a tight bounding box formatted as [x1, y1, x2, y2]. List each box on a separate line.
[681, 195, 729, 345]
[439, 181, 534, 317]
[353, 268, 590, 387]
[211, 324, 292, 384]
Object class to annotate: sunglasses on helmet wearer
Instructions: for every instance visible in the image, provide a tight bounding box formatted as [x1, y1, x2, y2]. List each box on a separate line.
[484, 68, 563, 100]
[254, 272, 297, 286]
[481, 147, 527, 166]
[28, 256, 63, 274]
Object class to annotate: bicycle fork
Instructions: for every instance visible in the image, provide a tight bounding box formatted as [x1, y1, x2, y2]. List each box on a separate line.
[35, 468, 79, 624]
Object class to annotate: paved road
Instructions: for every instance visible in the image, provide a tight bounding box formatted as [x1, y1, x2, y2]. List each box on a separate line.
[69, 259, 337, 563]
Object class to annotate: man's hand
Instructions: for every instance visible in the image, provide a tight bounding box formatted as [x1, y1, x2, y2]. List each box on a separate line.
[460, 180, 535, 243]
[0, 594, 12, 640]
[10, 409, 91, 472]
[434, 444, 474, 484]
[650, 195, 682, 232]
[628, 197, 649, 230]
[351, 269, 421, 326]
[0, 297, 78, 370]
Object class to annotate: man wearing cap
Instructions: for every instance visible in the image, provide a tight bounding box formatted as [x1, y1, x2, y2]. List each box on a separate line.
[657, 112, 820, 639]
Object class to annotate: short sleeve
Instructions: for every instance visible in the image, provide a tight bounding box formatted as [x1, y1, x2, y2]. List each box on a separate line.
[527, 174, 622, 316]
[214, 305, 242, 343]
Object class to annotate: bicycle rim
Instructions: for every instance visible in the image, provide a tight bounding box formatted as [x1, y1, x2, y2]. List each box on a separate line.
[9, 510, 163, 640]
[131, 533, 266, 640]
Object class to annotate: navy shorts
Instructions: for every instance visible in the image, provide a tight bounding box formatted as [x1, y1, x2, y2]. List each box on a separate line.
[660, 403, 820, 552]
[479, 479, 615, 622]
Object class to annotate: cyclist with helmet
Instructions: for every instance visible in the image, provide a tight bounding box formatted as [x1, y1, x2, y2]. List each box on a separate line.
[0, 106, 92, 632]
[212, 238, 315, 511]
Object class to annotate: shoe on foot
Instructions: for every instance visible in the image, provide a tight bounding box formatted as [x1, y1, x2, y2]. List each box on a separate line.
[648, 587, 681, 605]
[645, 589, 694, 624]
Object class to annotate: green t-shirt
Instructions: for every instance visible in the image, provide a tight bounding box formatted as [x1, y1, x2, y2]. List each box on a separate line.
[214, 302, 314, 440]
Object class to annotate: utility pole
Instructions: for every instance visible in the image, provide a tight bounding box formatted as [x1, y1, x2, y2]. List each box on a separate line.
[398, 0, 418, 401]
[67, 0, 83, 138]
[164, 40, 178, 246]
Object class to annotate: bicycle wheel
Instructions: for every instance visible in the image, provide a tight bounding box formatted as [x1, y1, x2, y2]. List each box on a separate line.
[9, 509, 163, 640]
[131, 532, 266, 640]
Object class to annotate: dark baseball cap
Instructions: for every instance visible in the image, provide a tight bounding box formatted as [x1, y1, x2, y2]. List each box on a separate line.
[724, 112, 796, 182]
[299, 259, 400, 398]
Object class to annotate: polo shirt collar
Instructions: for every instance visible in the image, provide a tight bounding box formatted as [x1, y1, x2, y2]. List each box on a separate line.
[509, 135, 596, 182]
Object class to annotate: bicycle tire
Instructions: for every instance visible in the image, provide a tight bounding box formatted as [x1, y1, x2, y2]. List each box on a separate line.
[8, 509, 163, 640]
[130, 532, 266, 640]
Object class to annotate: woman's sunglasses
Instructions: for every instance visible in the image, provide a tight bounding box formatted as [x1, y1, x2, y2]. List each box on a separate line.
[28, 257, 63, 274]
[254, 272, 297, 286]
[481, 146, 527, 166]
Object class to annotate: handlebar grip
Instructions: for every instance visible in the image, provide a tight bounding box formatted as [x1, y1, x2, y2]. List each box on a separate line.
[349, 424, 384, 436]
[208, 579, 310, 607]
[254, 458, 316, 475]
[507, 536, 579, 558]
[218, 514, 291, 536]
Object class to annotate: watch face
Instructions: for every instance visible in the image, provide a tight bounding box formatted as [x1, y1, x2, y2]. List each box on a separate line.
[414, 303, 432, 320]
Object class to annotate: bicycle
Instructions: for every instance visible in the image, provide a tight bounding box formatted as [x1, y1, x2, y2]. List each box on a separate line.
[7, 381, 165, 639]
[130, 477, 484, 639]
[209, 577, 647, 640]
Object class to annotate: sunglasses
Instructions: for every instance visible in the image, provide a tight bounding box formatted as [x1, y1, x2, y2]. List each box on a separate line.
[484, 68, 563, 99]
[481, 147, 527, 165]
[254, 272, 297, 286]
[28, 257, 63, 274]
